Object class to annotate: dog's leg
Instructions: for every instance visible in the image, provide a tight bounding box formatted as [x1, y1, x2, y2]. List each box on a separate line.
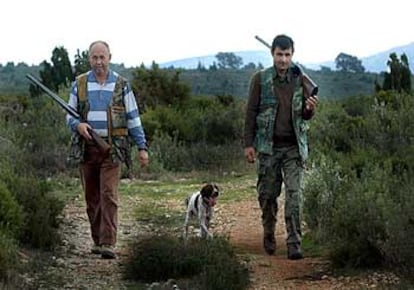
[199, 210, 213, 239]
[183, 210, 191, 240]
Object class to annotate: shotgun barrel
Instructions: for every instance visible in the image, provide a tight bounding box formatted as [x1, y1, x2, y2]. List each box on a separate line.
[26, 74, 111, 154]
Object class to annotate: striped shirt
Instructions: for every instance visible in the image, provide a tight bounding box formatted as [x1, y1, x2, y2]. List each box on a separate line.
[66, 70, 147, 149]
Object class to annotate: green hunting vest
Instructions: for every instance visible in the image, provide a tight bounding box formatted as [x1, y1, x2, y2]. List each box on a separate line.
[68, 72, 130, 164]
[254, 65, 310, 161]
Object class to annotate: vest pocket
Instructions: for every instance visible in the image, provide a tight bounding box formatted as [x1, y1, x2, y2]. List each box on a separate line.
[110, 105, 128, 130]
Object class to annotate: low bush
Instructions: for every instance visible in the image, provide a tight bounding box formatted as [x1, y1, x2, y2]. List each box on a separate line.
[0, 181, 24, 239]
[0, 230, 19, 284]
[125, 234, 250, 290]
[1, 173, 64, 249]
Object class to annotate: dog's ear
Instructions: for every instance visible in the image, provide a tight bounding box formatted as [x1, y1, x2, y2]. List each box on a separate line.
[212, 184, 220, 198]
[200, 183, 214, 198]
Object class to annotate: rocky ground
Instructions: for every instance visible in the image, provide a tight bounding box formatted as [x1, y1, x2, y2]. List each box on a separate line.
[19, 178, 402, 290]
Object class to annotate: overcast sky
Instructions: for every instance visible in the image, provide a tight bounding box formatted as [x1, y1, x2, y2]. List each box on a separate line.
[1, 0, 412, 67]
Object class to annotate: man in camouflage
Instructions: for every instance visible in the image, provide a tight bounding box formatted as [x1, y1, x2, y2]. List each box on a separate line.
[244, 34, 318, 259]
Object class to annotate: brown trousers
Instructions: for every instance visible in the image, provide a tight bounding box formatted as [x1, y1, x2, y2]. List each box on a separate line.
[80, 144, 121, 246]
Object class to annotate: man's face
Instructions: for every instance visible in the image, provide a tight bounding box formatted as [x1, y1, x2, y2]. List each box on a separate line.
[88, 43, 111, 77]
[272, 47, 293, 73]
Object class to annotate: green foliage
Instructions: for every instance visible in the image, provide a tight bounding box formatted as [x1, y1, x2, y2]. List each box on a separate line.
[305, 91, 414, 271]
[146, 134, 244, 173]
[131, 63, 190, 111]
[0, 230, 19, 284]
[73, 49, 90, 76]
[138, 95, 244, 173]
[1, 171, 64, 249]
[215, 52, 243, 69]
[0, 58, 387, 100]
[0, 181, 24, 239]
[335, 52, 365, 73]
[382, 53, 412, 93]
[142, 96, 243, 145]
[37, 46, 74, 93]
[18, 178, 63, 249]
[125, 234, 250, 290]
[14, 93, 70, 176]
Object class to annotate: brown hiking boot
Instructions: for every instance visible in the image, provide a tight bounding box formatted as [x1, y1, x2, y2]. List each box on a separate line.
[101, 244, 116, 259]
[91, 244, 102, 254]
[263, 233, 276, 255]
[287, 243, 303, 260]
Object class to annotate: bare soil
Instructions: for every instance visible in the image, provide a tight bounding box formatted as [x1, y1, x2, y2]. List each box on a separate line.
[24, 179, 401, 290]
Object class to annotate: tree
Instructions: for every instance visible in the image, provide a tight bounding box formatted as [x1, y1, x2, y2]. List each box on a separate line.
[215, 52, 243, 69]
[243, 62, 257, 70]
[382, 52, 412, 93]
[320, 66, 332, 73]
[74, 49, 90, 76]
[131, 62, 190, 110]
[400, 53, 412, 93]
[335, 52, 365, 73]
[37, 46, 74, 94]
[51, 46, 74, 88]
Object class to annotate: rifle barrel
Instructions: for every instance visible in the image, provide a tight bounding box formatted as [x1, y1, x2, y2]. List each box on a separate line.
[255, 35, 271, 49]
[26, 74, 79, 119]
[26, 74, 111, 155]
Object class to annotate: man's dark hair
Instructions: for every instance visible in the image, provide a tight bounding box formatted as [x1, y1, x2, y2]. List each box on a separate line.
[271, 34, 294, 54]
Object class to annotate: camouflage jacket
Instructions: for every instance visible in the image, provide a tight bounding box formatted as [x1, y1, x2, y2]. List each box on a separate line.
[254, 65, 310, 161]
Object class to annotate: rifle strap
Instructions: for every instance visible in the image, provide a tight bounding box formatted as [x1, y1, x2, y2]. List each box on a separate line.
[76, 73, 89, 122]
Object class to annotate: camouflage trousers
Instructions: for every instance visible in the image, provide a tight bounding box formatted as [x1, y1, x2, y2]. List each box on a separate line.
[256, 145, 304, 245]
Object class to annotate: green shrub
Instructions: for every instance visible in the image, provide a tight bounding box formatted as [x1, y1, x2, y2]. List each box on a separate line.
[125, 234, 250, 290]
[0, 181, 24, 239]
[2, 173, 64, 249]
[148, 134, 244, 173]
[305, 92, 414, 271]
[0, 230, 19, 283]
[381, 176, 414, 273]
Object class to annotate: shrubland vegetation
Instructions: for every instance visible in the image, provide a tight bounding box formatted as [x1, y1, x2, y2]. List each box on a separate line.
[0, 46, 413, 288]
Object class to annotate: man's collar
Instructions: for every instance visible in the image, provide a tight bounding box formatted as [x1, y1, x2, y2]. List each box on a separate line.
[273, 66, 293, 83]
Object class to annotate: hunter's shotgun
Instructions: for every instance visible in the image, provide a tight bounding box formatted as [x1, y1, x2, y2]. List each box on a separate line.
[26, 74, 111, 155]
[254, 35, 319, 97]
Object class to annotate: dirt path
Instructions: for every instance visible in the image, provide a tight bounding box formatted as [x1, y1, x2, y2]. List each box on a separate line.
[216, 199, 333, 290]
[30, 181, 400, 290]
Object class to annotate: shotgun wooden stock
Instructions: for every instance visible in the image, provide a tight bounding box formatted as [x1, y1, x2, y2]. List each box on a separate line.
[26, 74, 111, 155]
[88, 128, 111, 154]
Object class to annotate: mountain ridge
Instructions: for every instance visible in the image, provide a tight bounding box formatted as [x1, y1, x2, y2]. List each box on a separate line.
[160, 42, 414, 73]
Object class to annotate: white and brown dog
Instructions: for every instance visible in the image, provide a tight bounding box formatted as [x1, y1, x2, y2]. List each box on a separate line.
[183, 183, 220, 240]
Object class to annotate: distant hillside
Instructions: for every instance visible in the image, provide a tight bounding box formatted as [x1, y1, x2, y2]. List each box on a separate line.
[362, 42, 414, 73]
[161, 43, 414, 73]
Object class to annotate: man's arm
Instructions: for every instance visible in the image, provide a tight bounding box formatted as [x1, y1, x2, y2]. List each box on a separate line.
[244, 72, 261, 163]
[244, 72, 261, 148]
[123, 82, 149, 167]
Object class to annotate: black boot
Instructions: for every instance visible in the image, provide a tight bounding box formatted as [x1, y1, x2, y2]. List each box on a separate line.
[263, 233, 276, 255]
[287, 243, 303, 260]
